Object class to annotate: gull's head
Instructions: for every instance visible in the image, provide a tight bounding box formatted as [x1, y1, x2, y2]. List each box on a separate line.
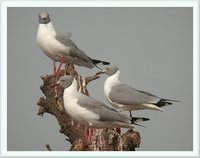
[104, 65, 119, 76]
[103, 65, 119, 76]
[56, 75, 73, 88]
[38, 12, 51, 24]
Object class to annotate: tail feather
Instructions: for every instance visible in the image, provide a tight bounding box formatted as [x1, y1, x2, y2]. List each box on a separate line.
[163, 99, 180, 102]
[154, 99, 180, 107]
[131, 117, 150, 124]
[131, 117, 150, 127]
[89, 57, 110, 66]
[132, 122, 147, 127]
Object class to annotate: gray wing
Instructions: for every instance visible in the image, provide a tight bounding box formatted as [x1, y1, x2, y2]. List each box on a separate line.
[77, 93, 129, 122]
[109, 84, 160, 105]
[55, 32, 78, 49]
[55, 32, 93, 65]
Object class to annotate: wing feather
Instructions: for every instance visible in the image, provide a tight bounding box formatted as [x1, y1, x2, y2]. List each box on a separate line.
[109, 84, 160, 105]
[77, 93, 129, 122]
[55, 32, 93, 64]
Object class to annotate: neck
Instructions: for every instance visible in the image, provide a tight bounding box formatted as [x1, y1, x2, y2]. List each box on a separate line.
[64, 79, 78, 96]
[41, 22, 56, 36]
[109, 70, 120, 83]
[69, 79, 78, 90]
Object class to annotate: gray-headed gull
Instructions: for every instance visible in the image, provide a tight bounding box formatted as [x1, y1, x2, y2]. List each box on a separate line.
[98, 65, 179, 116]
[37, 12, 110, 75]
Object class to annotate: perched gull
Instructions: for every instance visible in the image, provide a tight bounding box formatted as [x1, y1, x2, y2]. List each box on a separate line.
[98, 65, 179, 115]
[56, 75, 150, 128]
[37, 12, 110, 75]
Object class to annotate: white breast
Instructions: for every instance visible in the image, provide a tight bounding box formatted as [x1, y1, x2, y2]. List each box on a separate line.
[104, 77, 113, 100]
[37, 23, 70, 61]
[104, 70, 120, 101]
[63, 84, 99, 126]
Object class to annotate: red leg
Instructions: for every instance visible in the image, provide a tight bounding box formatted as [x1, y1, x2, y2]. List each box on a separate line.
[116, 128, 121, 134]
[56, 56, 64, 75]
[88, 128, 93, 145]
[53, 62, 56, 75]
[86, 128, 90, 144]
[85, 128, 93, 145]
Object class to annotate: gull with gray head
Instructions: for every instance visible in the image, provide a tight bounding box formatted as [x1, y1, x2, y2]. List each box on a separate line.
[37, 12, 110, 75]
[97, 65, 179, 116]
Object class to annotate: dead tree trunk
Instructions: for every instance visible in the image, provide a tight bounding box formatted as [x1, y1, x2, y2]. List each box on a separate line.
[37, 64, 141, 151]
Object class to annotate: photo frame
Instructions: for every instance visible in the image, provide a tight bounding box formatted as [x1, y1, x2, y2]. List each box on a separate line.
[0, 0, 199, 157]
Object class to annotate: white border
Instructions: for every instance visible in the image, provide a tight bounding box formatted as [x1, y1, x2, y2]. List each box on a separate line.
[0, 0, 198, 7]
[0, 0, 199, 157]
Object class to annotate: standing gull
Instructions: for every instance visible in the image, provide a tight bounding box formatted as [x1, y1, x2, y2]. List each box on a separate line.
[98, 65, 179, 116]
[37, 12, 110, 75]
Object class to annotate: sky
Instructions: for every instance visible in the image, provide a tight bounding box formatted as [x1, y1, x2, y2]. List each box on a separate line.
[7, 7, 193, 151]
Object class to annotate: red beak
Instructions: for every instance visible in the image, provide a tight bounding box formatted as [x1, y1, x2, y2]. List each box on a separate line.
[96, 70, 106, 76]
[50, 83, 59, 87]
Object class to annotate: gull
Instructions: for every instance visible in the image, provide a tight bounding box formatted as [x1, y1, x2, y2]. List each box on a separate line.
[56, 75, 150, 129]
[98, 65, 179, 116]
[37, 12, 110, 75]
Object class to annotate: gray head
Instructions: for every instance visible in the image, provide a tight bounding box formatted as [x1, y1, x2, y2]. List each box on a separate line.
[57, 75, 73, 88]
[38, 12, 51, 24]
[104, 65, 119, 76]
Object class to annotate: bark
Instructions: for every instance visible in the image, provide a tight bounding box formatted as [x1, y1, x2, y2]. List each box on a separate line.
[37, 64, 141, 151]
